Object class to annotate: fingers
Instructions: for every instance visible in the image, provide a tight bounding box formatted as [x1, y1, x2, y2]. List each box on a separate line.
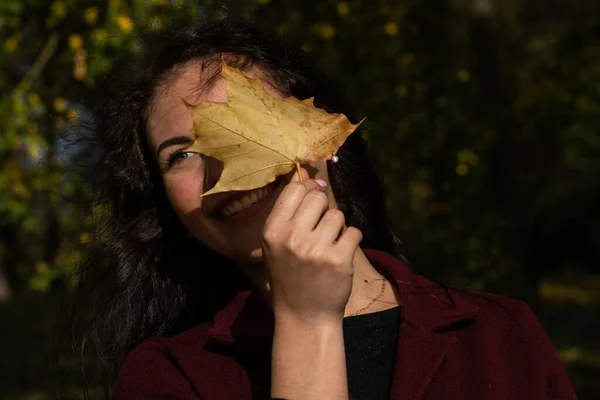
[314, 209, 346, 243]
[290, 167, 309, 183]
[291, 189, 329, 231]
[267, 167, 326, 223]
[334, 226, 363, 252]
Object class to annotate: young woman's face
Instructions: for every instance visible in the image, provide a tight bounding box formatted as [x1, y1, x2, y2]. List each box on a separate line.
[146, 62, 333, 265]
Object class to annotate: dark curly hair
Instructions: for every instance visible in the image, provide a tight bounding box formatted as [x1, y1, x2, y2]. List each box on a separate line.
[67, 18, 405, 399]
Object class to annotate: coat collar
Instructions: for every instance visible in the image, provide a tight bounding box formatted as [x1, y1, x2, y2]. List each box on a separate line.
[365, 249, 479, 400]
[207, 248, 480, 400]
[207, 248, 479, 348]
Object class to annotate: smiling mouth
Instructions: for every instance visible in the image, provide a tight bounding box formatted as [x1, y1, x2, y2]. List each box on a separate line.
[216, 178, 281, 219]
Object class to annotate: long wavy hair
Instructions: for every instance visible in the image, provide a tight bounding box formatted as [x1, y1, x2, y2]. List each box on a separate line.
[68, 19, 404, 399]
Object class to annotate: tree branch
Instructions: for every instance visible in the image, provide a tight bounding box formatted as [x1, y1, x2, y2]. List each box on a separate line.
[13, 33, 59, 95]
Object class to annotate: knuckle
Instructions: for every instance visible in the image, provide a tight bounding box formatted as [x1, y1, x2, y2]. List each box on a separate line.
[327, 253, 347, 270]
[284, 233, 302, 253]
[326, 209, 345, 224]
[282, 182, 307, 200]
[325, 252, 341, 265]
[306, 190, 328, 203]
[347, 226, 362, 238]
[289, 182, 308, 195]
[262, 225, 281, 244]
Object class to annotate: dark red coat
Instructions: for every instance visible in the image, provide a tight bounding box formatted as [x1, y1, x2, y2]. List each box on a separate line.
[115, 249, 577, 399]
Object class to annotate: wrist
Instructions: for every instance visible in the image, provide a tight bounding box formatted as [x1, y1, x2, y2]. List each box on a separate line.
[274, 311, 343, 331]
[271, 315, 347, 399]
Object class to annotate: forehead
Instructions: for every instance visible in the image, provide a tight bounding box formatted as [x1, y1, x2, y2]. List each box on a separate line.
[146, 61, 283, 154]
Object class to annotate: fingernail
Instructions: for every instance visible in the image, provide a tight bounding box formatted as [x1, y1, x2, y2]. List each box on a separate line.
[315, 179, 328, 188]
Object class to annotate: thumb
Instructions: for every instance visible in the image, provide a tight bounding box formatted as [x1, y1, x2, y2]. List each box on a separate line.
[289, 166, 310, 183]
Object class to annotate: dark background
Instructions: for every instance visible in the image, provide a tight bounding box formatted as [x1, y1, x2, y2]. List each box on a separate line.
[1, 0, 598, 398]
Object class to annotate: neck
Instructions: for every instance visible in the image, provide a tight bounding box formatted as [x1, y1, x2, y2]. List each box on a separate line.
[236, 247, 401, 317]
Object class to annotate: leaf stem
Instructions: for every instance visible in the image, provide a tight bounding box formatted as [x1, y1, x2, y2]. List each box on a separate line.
[294, 160, 302, 181]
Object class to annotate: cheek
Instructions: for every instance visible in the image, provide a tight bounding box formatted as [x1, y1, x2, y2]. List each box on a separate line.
[312, 160, 338, 209]
[163, 173, 203, 217]
[313, 160, 330, 181]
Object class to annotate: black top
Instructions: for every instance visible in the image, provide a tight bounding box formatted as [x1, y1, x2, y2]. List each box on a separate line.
[343, 305, 401, 400]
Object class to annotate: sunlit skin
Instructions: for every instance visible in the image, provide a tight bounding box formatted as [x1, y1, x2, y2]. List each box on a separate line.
[146, 60, 401, 317]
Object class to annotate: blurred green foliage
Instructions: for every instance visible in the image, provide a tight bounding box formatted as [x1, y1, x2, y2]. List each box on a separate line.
[0, 0, 598, 399]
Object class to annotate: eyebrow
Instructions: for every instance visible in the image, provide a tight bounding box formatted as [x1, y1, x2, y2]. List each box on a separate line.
[155, 136, 194, 158]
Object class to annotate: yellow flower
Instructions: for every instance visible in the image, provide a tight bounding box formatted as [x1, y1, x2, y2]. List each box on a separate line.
[395, 84, 408, 98]
[55, 117, 67, 130]
[74, 65, 86, 80]
[27, 141, 41, 159]
[457, 149, 470, 163]
[73, 49, 88, 80]
[36, 261, 49, 273]
[84, 7, 99, 25]
[469, 153, 479, 166]
[558, 347, 584, 364]
[66, 108, 79, 123]
[337, 2, 350, 16]
[384, 21, 398, 37]
[12, 181, 28, 197]
[149, 16, 164, 31]
[4, 36, 19, 53]
[456, 163, 469, 176]
[575, 96, 588, 112]
[457, 150, 480, 166]
[26, 122, 39, 135]
[53, 97, 68, 113]
[408, 181, 432, 201]
[457, 68, 470, 83]
[10, 136, 19, 150]
[51, 1, 67, 17]
[313, 24, 335, 39]
[80, 232, 91, 244]
[68, 34, 83, 50]
[91, 28, 108, 42]
[32, 177, 43, 190]
[539, 281, 593, 306]
[116, 14, 134, 34]
[27, 93, 41, 107]
[8, 200, 20, 214]
[401, 53, 415, 67]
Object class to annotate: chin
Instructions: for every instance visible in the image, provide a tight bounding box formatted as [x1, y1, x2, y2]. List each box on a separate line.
[200, 178, 286, 265]
[246, 247, 265, 263]
[223, 233, 265, 265]
[219, 204, 277, 265]
[236, 238, 265, 263]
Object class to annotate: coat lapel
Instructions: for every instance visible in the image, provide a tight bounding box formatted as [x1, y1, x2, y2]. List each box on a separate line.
[363, 249, 479, 400]
[208, 248, 480, 400]
[391, 323, 457, 400]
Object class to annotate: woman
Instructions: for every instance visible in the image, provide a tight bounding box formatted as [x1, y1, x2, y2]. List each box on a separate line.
[73, 19, 577, 399]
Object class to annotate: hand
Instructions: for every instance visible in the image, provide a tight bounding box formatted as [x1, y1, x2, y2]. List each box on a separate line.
[261, 167, 363, 324]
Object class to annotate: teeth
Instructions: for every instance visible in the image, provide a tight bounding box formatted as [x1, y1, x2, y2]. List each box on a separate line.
[233, 201, 244, 213]
[224, 204, 235, 217]
[241, 196, 252, 208]
[219, 184, 274, 218]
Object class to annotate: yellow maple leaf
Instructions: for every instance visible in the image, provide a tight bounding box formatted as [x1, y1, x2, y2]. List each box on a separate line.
[184, 61, 363, 196]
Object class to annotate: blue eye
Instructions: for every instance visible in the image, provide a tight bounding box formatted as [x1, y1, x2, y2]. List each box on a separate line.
[167, 151, 194, 167]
